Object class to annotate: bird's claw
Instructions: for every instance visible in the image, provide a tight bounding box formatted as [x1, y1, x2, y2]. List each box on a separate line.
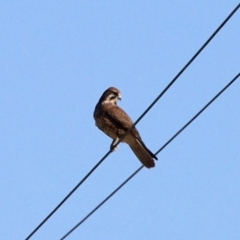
[110, 138, 119, 152]
[110, 145, 118, 152]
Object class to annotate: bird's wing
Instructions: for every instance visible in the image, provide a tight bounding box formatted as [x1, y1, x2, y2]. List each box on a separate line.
[106, 105, 142, 139]
[106, 105, 133, 129]
[106, 105, 157, 160]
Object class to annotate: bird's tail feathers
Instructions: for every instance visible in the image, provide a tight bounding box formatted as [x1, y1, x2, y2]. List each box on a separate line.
[129, 139, 156, 168]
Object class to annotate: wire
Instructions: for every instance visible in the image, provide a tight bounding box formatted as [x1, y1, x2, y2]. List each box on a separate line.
[60, 166, 144, 240]
[111, 2, 240, 150]
[59, 72, 240, 240]
[155, 73, 240, 154]
[25, 3, 240, 240]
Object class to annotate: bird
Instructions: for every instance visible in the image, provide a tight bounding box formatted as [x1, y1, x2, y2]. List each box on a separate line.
[93, 87, 157, 168]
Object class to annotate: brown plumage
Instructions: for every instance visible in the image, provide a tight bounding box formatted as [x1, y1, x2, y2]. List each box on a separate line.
[94, 87, 157, 168]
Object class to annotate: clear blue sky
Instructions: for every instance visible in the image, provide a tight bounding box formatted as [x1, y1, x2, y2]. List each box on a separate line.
[1, 1, 240, 240]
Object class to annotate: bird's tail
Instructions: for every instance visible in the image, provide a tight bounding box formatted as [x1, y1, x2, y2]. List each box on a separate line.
[129, 139, 157, 168]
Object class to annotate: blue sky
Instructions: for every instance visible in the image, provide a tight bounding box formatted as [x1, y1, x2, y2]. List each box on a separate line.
[1, 1, 240, 240]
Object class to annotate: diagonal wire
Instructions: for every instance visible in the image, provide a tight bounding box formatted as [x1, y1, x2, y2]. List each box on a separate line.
[25, 3, 240, 240]
[113, 2, 240, 149]
[59, 166, 144, 240]
[60, 72, 240, 240]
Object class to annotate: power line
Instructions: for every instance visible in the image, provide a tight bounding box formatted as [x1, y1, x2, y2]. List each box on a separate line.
[111, 2, 240, 150]
[25, 3, 240, 240]
[60, 166, 144, 240]
[59, 72, 240, 240]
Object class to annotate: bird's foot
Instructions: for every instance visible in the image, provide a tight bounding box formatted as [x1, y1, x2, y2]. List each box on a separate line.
[110, 145, 118, 152]
[110, 138, 119, 152]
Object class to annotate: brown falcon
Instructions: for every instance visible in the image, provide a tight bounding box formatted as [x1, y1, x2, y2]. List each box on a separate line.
[94, 87, 157, 168]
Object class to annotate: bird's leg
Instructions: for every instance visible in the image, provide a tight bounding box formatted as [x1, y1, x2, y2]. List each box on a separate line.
[110, 138, 119, 151]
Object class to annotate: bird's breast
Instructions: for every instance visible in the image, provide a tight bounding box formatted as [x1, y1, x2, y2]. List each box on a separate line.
[94, 114, 118, 139]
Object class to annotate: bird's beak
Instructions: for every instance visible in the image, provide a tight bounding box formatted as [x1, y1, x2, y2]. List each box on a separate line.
[118, 95, 122, 101]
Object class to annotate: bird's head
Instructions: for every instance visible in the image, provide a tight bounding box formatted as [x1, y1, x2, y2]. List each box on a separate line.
[99, 87, 122, 105]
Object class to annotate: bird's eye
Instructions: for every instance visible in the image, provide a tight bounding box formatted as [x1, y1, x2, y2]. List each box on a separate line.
[110, 96, 116, 100]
